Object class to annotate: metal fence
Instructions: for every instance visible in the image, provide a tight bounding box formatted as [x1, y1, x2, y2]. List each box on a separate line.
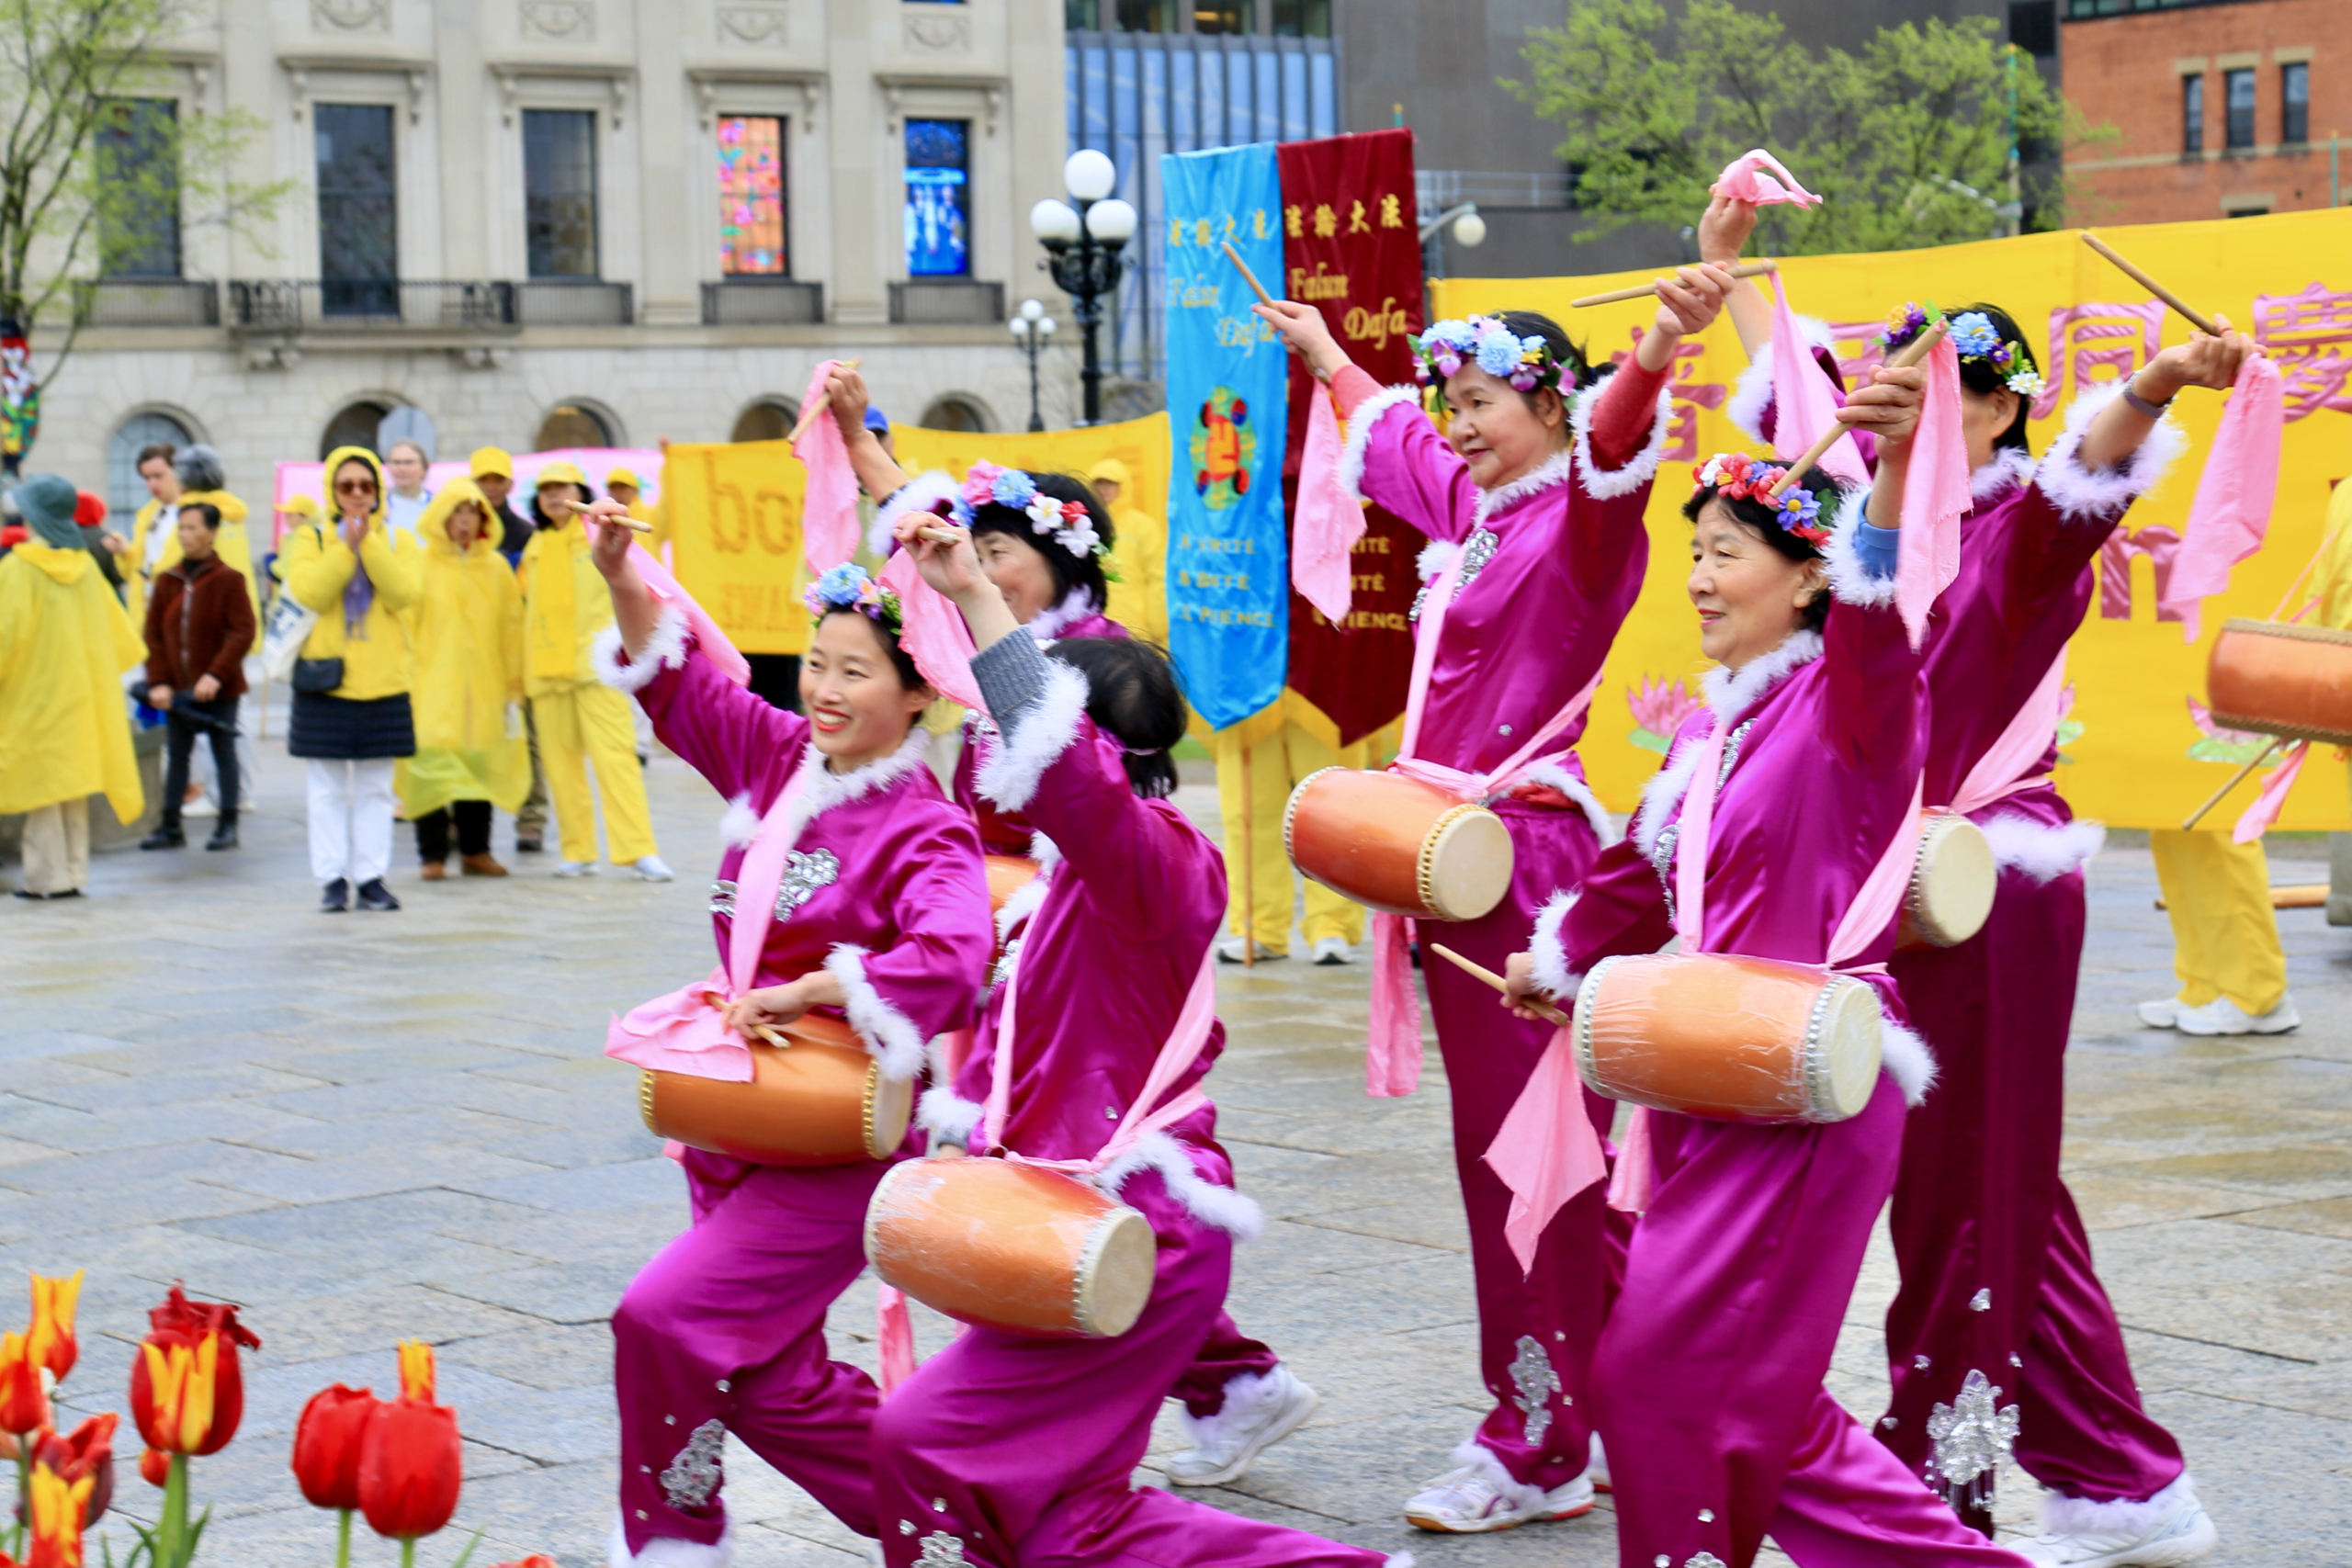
[227, 279, 521, 332]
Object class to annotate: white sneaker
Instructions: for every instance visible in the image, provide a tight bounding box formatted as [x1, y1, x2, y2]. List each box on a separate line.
[633, 855, 676, 883]
[1216, 937, 1284, 964]
[2173, 993, 2298, 1036]
[556, 860, 597, 877]
[2135, 996, 2184, 1029]
[2017, 1476, 2218, 1567]
[1165, 1367, 1319, 1487]
[1403, 1458, 1593, 1534]
[1588, 1429, 1611, 1492]
[1310, 936, 1352, 965]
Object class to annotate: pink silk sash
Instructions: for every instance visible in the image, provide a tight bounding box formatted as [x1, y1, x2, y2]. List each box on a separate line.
[2164, 355, 2284, 641]
[1949, 650, 2067, 817]
[1292, 382, 1365, 625]
[1770, 283, 1868, 488]
[794, 359, 862, 574]
[2233, 739, 2310, 844]
[1895, 333, 1972, 649]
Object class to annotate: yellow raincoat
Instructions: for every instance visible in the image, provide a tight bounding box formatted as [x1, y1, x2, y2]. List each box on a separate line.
[134, 490, 258, 622]
[394, 480, 529, 820]
[1090, 457, 1168, 647]
[518, 504, 612, 695]
[0, 542, 146, 819]
[278, 448, 424, 700]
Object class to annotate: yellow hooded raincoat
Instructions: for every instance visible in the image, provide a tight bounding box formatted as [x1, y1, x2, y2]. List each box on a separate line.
[0, 542, 147, 819]
[278, 447, 424, 700]
[394, 479, 530, 820]
[1089, 456, 1168, 647]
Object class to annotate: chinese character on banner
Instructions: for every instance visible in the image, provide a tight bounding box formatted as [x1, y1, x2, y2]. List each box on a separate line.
[1169, 218, 1187, 247]
[1193, 218, 1212, 247]
[1379, 194, 1404, 229]
[1348, 199, 1370, 233]
[1284, 204, 1304, 239]
[2032, 303, 2164, 420]
[1311, 203, 1337, 239]
[1616, 332, 1728, 464]
[2254, 282, 2352, 422]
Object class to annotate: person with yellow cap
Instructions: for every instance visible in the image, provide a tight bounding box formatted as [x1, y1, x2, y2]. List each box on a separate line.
[518, 460, 672, 882]
[0, 473, 146, 897]
[1088, 456, 1167, 649]
[398, 478, 528, 881]
[471, 444, 549, 850]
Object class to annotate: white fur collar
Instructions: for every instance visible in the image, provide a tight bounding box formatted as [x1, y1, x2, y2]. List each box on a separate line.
[1632, 734, 1705, 857]
[1416, 538, 1459, 582]
[784, 726, 931, 841]
[1971, 446, 2038, 502]
[1701, 628, 1824, 724]
[1026, 588, 1102, 644]
[1472, 451, 1577, 527]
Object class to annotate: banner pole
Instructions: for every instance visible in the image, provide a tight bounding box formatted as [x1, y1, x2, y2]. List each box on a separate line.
[1239, 739, 1256, 968]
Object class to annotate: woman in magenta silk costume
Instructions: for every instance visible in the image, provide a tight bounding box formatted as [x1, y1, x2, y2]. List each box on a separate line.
[1504, 355, 2038, 1566]
[865, 518, 1401, 1568]
[585, 515, 993, 1566]
[1251, 271, 1730, 1529]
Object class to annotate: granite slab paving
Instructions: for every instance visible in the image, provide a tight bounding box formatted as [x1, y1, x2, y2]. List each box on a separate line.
[3, 732, 2348, 1566]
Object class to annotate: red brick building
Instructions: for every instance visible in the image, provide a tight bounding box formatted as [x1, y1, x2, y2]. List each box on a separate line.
[2064, 0, 2348, 223]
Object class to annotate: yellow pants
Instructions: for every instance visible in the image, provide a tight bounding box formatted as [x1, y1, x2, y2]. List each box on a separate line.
[1213, 721, 1368, 953]
[532, 683, 658, 865]
[2149, 828, 2287, 1015]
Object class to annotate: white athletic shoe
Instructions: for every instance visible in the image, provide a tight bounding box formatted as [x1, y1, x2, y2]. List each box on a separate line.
[2172, 994, 2298, 1036]
[632, 854, 676, 883]
[1588, 1429, 1611, 1492]
[1216, 937, 1284, 964]
[2135, 996, 2184, 1029]
[1165, 1366, 1320, 1486]
[1310, 936, 1352, 965]
[555, 860, 597, 877]
[1403, 1455, 1594, 1534]
[2016, 1475, 2218, 1567]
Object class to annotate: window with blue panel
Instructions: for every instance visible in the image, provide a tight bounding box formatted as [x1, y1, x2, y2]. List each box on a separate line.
[904, 118, 970, 276]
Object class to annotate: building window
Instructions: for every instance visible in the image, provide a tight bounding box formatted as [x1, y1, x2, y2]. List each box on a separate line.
[96, 99, 180, 278]
[2223, 68, 2256, 150]
[535, 402, 616, 449]
[524, 109, 599, 278]
[321, 399, 391, 459]
[718, 115, 788, 276]
[2006, 1, 2054, 59]
[2281, 62, 2310, 145]
[730, 400, 797, 442]
[921, 396, 988, 433]
[904, 118, 970, 277]
[2181, 74, 2204, 156]
[315, 103, 397, 316]
[1076, 0, 1172, 29]
[1194, 2, 1250, 32]
[1272, 0, 1329, 36]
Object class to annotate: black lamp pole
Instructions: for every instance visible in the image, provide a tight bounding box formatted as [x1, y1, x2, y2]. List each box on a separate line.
[1040, 220, 1125, 427]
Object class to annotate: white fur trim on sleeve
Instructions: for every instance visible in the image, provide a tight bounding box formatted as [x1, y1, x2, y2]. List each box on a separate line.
[1880, 1019, 1938, 1109]
[1516, 761, 1621, 850]
[1529, 891, 1583, 1003]
[609, 1517, 736, 1568]
[717, 791, 758, 851]
[823, 943, 930, 1081]
[593, 605, 690, 694]
[1821, 511, 1898, 609]
[973, 657, 1089, 813]
[1570, 378, 1674, 502]
[1980, 814, 2105, 884]
[870, 470, 965, 558]
[1337, 384, 1427, 504]
[1415, 538, 1460, 583]
[1972, 446, 2038, 502]
[1724, 355, 1777, 443]
[916, 1086, 985, 1150]
[2041, 1472, 2199, 1536]
[2033, 381, 2188, 522]
[1029, 831, 1062, 874]
[1097, 1130, 1264, 1240]
[994, 871, 1050, 945]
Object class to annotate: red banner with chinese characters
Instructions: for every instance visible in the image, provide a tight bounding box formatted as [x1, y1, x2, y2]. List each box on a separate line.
[1275, 130, 1422, 748]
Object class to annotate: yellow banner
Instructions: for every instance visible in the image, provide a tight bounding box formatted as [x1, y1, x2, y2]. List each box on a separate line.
[892, 413, 1172, 553]
[661, 439, 810, 656]
[1436, 208, 2352, 831]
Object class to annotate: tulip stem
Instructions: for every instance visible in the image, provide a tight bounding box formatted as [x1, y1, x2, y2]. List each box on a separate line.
[160, 1453, 188, 1567]
[336, 1508, 353, 1568]
[401, 1537, 416, 1568]
[9, 1451, 25, 1560]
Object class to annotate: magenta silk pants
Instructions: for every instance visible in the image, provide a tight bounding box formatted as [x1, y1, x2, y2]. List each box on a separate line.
[869, 1168, 1387, 1568]
[1885, 864, 2185, 1505]
[611, 1152, 891, 1553]
[1593, 1076, 2033, 1568]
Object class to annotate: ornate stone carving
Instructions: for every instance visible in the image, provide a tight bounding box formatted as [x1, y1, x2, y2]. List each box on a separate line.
[905, 10, 969, 51]
[521, 0, 594, 40]
[311, 0, 389, 31]
[718, 6, 788, 46]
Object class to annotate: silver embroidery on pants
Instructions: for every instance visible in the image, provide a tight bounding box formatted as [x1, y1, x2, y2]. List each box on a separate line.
[1650, 824, 1681, 924]
[1686, 1555, 1728, 1568]
[659, 1417, 728, 1512]
[1509, 1335, 1562, 1448]
[776, 848, 841, 919]
[915, 1533, 970, 1566]
[1925, 1369, 2020, 1498]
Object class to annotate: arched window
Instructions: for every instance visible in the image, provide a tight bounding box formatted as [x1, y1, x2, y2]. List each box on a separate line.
[535, 401, 616, 449]
[107, 410, 194, 525]
[321, 400, 392, 459]
[730, 400, 797, 443]
[921, 396, 988, 434]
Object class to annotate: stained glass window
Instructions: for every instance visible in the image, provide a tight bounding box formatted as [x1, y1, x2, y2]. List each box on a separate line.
[904, 118, 970, 277]
[718, 115, 787, 276]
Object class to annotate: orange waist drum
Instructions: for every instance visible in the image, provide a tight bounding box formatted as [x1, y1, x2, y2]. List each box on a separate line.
[1573, 952, 1883, 1124]
[984, 853, 1041, 964]
[865, 1156, 1157, 1338]
[1895, 810, 1996, 951]
[639, 1012, 910, 1167]
[2206, 617, 2352, 749]
[1282, 766, 1514, 922]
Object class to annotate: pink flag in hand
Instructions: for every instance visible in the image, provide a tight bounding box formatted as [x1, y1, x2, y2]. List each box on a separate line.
[2233, 739, 2309, 844]
[2163, 355, 2284, 641]
[1770, 282, 1868, 487]
[1483, 1026, 1610, 1273]
[878, 547, 985, 712]
[631, 542, 751, 686]
[794, 358, 862, 573]
[1291, 383, 1365, 625]
[1711, 149, 1823, 209]
[1895, 333, 1972, 649]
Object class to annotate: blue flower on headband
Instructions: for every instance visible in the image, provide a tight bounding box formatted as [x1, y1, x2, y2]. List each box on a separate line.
[991, 468, 1036, 510]
[1473, 319, 1523, 378]
[812, 563, 869, 607]
[1780, 488, 1823, 526]
[1948, 311, 2001, 359]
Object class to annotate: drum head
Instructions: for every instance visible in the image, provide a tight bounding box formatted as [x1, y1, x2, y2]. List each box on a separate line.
[1073, 1206, 1157, 1338]
[1812, 979, 1885, 1122]
[1423, 807, 1515, 922]
[1912, 817, 1996, 948]
[865, 1066, 914, 1160]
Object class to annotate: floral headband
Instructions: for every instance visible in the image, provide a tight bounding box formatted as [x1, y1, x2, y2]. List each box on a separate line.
[1409, 316, 1563, 397]
[959, 460, 1103, 559]
[1882, 302, 2045, 400]
[804, 562, 902, 633]
[1694, 452, 1834, 545]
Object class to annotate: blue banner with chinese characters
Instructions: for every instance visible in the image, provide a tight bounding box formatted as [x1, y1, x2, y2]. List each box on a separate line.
[1160, 141, 1288, 731]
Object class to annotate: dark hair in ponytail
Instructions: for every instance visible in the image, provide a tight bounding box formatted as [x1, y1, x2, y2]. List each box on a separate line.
[1046, 637, 1184, 799]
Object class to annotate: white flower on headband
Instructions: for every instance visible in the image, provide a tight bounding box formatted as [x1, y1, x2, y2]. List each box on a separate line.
[1024, 492, 1103, 558]
[2006, 368, 2046, 399]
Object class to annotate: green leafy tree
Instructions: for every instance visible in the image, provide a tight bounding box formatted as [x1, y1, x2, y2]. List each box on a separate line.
[1509, 0, 2104, 255]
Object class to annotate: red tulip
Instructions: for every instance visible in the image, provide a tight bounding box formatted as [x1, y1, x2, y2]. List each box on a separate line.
[492, 1558, 560, 1568]
[291, 1384, 379, 1511]
[28, 1415, 116, 1529]
[137, 1448, 169, 1488]
[357, 1343, 461, 1542]
[128, 1285, 259, 1457]
[0, 1331, 48, 1436]
[27, 1272, 82, 1386]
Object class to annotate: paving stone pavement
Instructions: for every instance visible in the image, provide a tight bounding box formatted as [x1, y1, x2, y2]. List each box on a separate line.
[3, 734, 2349, 1567]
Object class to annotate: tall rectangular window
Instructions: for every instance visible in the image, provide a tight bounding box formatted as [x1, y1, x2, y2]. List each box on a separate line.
[96, 98, 180, 277]
[315, 103, 397, 316]
[1193, 2, 1250, 32]
[1067, 0, 1097, 24]
[524, 109, 599, 278]
[1272, 0, 1329, 36]
[2282, 62, 2310, 144]
[2181, 74, 2204, 155]
[1114, 0, 1172, 29]
[904, 118, 969, 277]
[718, 115, 787, 276]
[2224, 68, 2256, 149]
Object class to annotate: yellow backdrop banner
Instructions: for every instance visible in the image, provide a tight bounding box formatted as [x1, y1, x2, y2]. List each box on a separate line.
[1435, 208, 2352, 831]
[661, 439, 810, 656]
[892, 413, 1173, 539]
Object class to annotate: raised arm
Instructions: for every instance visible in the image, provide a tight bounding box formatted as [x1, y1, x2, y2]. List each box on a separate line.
[1815, 365, 1925, 773]
[823, 365, 915, 510]
[1697, 194, 1772, 357]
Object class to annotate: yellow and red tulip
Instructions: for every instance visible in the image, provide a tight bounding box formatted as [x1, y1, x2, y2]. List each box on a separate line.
[25, 1445, 96, 1567]
[128, 1285, 259, 1457]
[0, 1331, 47, 1437]
[28, 1415, 117, 1531]
[26, 1272, 81, 1386]
[357, 1342, 462, 1545]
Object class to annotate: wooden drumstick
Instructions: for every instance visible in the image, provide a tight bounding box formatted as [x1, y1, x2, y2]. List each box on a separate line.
[1429, 943, 1572, 1028]
[1570, 259, 1779, 309]
[2080, 232, 2220, 337]
[1767, 318, 1947, 500]
[548, 496, 652, 533]
[786, 357, 865, 445]
[1221, 240, 1276, 308]
[2178, 737, 2282, 830]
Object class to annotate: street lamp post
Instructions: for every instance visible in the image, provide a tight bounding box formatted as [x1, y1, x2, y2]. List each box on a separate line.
[1010, 298, 1057, 433]
[1031, 150, 1136, 426]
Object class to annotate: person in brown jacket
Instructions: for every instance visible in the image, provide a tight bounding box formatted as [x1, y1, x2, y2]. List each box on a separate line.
[141, 501, 254, 851]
